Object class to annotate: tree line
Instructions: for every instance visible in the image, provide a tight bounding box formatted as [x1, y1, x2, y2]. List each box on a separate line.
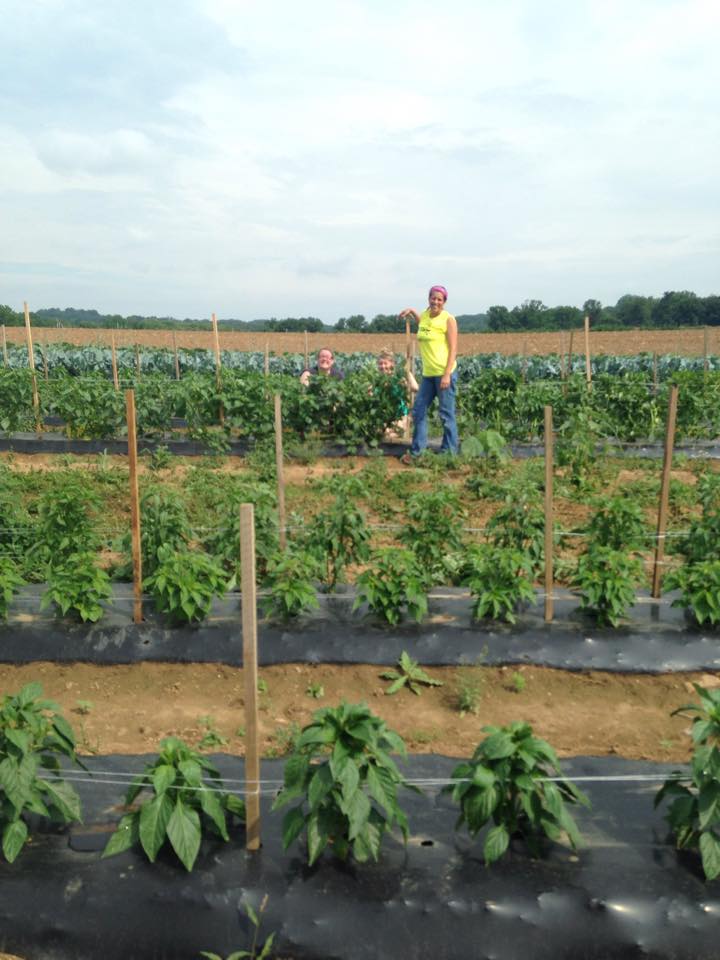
[1, 291, 718, 333]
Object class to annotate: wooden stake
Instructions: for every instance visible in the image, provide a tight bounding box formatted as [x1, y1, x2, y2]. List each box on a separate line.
[568, 329, 575, 375]
[211, 313, 224, 426]
[274, 394, 287, 550]
[652, 352, 658, 398]
[544, 405, 554, 622]
[303, 330, 309, 371]
[240, 503, 261, 851]
[24, 302, 41, 430]
[704, 326, 709, 378]
[211, 312, 222, 379]
[651, 385, 678, 598]
[135, 343, 141, 379]
[172, 332, 181, 380]
[521, 338, 528, 383]
[125, 390, 143, 624]
[41, 335, 49, 381]
[559, 331, 567, 380]
[583, 316, 592, 391]
[404, 336, 416, 442]
[111, 333, 119, 391]
[1, 325, 7, 366]
[264, 341, 270, 378]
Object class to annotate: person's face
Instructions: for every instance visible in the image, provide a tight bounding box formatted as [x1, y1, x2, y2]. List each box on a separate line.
[317, 350, 334, 373]
[377, 357, 395, 375]
[428, 291, 446, 315]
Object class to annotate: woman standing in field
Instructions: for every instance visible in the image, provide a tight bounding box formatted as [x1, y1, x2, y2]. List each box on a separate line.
[398, 285, 459, 460]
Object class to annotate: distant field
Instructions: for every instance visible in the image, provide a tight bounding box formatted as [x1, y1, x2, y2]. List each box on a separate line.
[5, 326, 718, 356]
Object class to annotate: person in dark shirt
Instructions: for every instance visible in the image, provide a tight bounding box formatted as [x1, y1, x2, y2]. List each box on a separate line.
[299, 347, 345, 386]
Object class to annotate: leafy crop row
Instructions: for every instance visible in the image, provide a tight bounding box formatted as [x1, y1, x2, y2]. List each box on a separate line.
[3, 342, 720, 379]
[3, 366, 720, 443]
[2, 682, 718, 883]
[2, 455, 719, 627]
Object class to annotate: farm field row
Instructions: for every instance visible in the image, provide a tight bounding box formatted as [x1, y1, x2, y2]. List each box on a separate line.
[1, 444, 718, 769]
[0, 659, 705, 763]
[4, 324, 720, 356]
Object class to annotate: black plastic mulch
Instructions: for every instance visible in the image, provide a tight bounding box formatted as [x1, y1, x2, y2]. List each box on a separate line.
[0, 754, 717, 960]
[2, 585, 719, 674]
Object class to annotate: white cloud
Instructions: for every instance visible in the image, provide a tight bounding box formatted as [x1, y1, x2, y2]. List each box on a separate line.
[35, 128, 158, 177]
[0, 0, 718, 319]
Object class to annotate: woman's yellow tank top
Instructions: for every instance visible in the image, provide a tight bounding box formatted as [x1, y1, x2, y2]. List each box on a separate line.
[417, 309, 456, 377]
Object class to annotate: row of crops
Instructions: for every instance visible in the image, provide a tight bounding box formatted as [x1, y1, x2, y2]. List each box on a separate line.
[3, 365, 720, 444]
[3, 341, 720, 378]
[4, 677, 720, 883]
[2, 449, 719, 628]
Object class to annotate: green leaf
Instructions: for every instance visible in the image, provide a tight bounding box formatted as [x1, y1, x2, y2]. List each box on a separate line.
[344, 788, 371, 841]
[4, 728, 31, 755]
[700, 830, 720, 881]
[698, 781, 720, 830]
[481, 731, 516, 760]
[40, 778, 82, 823]
[307, 812, 329, 865]
[385, 677, 407, 696]
[199, 786, 230, 841]
[166, 799, 202, 871]
[281, 806, 306, 851]
[102, 813, 139, 858]
[151, 764, 176, 796]
[483, 823, 510, 864]
[2, 819, 28, 863]
[139, 794, 174, 861]
[308, 764, 334, 810]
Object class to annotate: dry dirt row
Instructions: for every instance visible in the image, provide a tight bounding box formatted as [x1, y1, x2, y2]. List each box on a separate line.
[5, 326, 719, 356]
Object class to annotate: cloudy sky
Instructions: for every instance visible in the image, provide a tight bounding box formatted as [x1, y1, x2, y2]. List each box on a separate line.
[1, 0, 718, 323]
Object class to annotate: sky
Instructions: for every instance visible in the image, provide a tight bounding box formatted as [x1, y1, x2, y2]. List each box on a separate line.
[1, 0, 719, 323]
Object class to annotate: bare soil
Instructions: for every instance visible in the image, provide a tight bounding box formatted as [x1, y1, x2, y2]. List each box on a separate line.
[0, 661, 714, 764]
[6, 326, 719, 357]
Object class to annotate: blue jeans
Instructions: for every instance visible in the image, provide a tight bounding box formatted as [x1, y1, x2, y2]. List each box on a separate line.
[410, 371, 459, 456]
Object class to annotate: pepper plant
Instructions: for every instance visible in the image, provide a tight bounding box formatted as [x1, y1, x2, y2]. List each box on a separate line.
[0, 557, 24, 620]
[41, 552, 113, 622]
[666, 561, 720, 627]
[399, 488, 466, 584]
[442, 721, 589, 864]
[303, 493, 370, 590]
[585, 495, 648, 551]
[655, 684, 720, 880]
[28, 476, 100, 575]
[123, 487, 192, 578]
[466, 545, 535, 624]
[486, 494, 546, 573]
[353, 547, 428, 625]
[103, 736, 245, 871]
[261, 549, 320, 621]
[0, 682, 83, 863]
[381, 651, 443, 696]
[572, 546, 645, 626]
[273, 702, 414, 865]
[678, 508, 720, 565]
[144, 547, 230, 624]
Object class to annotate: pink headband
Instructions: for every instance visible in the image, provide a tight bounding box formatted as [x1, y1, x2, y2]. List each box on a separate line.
[429, 285, 448, 302]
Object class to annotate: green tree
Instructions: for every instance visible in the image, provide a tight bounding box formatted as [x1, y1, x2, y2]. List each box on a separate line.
[344, 315, 367, 331]
[486, 305, 511, 331]
[582, 299, 603, 324]
[549, 305, 582, 329]
[652, 291, 705, 328]
[614, 294, 654, 328]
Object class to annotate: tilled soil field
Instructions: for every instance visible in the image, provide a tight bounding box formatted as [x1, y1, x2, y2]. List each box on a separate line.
[5, 326, 719, 356]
